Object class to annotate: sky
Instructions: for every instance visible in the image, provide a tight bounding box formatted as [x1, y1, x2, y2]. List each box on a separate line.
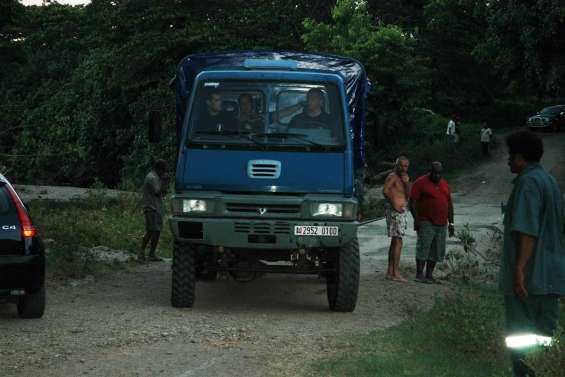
[21, 0, 91, 5]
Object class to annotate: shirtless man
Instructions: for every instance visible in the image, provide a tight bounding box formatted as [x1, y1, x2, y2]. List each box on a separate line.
[383, 156, 411, 282]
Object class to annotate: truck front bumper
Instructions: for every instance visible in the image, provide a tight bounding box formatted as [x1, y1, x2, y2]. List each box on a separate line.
[169, 217, 358, 249]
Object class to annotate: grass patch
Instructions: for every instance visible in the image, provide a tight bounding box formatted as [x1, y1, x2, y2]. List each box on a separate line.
[28, 190, 173, 279]
[307, 286, 515, 377]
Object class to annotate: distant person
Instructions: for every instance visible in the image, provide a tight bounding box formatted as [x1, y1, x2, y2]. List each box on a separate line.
[500, 131, 565, 377]
[139, 159, 168, 262]
[199, 91, 236, 133]
[383, 156, 411, 282]
[289, 88, 332, 131]
[446, 116, 456, 146]
[410, 161, 455, 283]
[480, 123, 493, 156]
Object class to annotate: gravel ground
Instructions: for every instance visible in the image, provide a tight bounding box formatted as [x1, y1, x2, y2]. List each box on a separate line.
[0, 263, 448, 377]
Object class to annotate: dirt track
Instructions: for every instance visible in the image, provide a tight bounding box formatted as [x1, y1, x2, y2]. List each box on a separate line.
[1, 129, 564, 377]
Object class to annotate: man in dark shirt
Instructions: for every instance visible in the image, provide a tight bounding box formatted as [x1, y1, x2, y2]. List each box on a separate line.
[198, 91, 236, 133]
[289, 88, 333, 131]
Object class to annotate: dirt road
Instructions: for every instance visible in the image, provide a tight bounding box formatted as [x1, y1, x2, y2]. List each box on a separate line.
[1, 130, 564, 377]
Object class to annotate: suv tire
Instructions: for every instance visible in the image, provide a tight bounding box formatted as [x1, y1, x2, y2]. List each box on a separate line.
[17, 286, 46, 319]
[326, 238, 360, 312]
[171, 242, 196, 308]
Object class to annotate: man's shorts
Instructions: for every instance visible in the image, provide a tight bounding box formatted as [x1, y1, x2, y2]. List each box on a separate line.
[385, 203, 408, 238]
[144, 209, 163, 232]
[416, 221, 447, 261]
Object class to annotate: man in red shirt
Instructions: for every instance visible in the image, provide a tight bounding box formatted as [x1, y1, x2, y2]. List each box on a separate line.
[410, 162, 455, 283]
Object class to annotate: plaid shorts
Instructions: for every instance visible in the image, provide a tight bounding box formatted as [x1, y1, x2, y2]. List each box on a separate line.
[385, 203, 408, 238]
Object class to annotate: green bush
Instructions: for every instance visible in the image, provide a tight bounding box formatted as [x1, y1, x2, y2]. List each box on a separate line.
[30, 192, 173, 279]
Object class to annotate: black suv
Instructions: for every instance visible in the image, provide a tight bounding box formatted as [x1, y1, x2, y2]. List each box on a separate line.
[0, 174, 45, 318]
[527, 105, 565, 131]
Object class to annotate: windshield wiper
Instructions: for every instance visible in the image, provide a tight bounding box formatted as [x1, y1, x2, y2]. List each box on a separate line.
[192, 131, 266, 146]
[253, 132, 322, 147]
[194, 130, 241, 136]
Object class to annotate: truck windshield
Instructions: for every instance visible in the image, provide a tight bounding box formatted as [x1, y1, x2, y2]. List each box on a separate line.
[186, 81, 346, 150]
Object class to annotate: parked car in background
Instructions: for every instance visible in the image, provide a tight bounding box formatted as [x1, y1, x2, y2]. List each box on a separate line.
[527, 105, 565, 131]
[0, 174, 45, 318]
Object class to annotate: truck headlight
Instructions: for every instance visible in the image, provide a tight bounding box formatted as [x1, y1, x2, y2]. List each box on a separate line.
[184, 199, 207, 212]
[174, 199, 208, 214]
[312, 203, 343, 217]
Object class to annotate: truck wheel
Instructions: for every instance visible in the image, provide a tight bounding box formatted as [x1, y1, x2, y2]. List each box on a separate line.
[171, 242, 196, 308]
[326, 238, 360, 312]
[17, 286, 46, 319]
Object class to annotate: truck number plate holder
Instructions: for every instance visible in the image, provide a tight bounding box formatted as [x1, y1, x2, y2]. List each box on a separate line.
[294, 226, 339, 237]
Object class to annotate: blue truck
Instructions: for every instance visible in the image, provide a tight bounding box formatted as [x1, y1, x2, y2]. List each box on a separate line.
[151, 51, 370, 312]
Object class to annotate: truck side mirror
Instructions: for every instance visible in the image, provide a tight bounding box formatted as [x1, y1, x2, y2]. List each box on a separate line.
[148, 111, 162, 143]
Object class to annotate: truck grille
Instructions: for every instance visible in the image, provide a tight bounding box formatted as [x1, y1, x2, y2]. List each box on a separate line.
[226, 203, 300, 215]
[233, 222, 291, 234]
[247, 160, 281, 179]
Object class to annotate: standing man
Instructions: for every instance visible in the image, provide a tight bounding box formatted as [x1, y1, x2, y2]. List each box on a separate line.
[383, 156, 411, 282]
[446, 116, 456, 146]
[140, 159, 168, 262]
[410, 162, 455, 283]
[500, 131, 565, 377]
[480, 123, 493, 156]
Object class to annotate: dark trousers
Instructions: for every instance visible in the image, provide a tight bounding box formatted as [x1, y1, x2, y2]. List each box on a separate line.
[481, 141, 489, 156]
[504, 294, 560, 377]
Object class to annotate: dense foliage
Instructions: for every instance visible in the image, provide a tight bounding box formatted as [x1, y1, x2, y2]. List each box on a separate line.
[1, 0, 564, 186]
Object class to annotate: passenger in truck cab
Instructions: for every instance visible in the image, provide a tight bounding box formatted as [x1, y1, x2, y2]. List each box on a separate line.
[236, 93, 264, 134]
[198, 91, 237, 133]
[289, 88, 333, 133]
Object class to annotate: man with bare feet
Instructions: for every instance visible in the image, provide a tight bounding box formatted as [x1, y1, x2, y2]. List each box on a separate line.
[383, 156, 411, 282]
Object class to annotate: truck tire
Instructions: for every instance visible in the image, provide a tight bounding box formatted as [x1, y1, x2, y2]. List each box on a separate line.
[326, 238, 360, 312]
[171, 242, 196, 308]
[17, 286, 46, 319]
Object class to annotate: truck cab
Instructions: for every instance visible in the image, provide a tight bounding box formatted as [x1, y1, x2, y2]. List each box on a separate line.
[160, 52, 369, 312]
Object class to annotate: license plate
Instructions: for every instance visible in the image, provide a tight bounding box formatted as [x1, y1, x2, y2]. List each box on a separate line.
[294, 226, 339, 237]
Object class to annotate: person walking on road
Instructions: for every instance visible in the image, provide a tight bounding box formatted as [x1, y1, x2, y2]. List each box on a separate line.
[410, 162, 455, 284]
[139, 159, 168, 262]
[481, 123, 493, 156]
[500, 131, 565, 377]
[383, 156, 411, 282]
[446, 116, 457, 147]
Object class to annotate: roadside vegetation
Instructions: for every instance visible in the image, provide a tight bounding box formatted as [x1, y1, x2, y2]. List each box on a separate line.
[29, 187, 173, 279]
[296, 224, 565, 377]
[308, 286, 513, 377]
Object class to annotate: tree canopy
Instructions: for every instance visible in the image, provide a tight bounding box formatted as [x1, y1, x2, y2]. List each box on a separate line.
[1, 0, 563, 186]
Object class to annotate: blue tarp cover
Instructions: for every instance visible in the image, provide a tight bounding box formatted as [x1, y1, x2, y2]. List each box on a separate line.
[175, 51, 370, 168]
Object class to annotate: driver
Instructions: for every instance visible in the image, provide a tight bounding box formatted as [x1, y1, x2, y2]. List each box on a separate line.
[199, 91, 236, 133]
[288, 88, 332, 131]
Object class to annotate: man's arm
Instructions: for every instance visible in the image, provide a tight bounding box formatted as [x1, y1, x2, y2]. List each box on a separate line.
[382, 174, 395, 201]
[514, 233, 537, 299]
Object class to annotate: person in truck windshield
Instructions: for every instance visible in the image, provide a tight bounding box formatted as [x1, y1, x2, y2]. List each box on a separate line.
[289, 88, 333, 132]
[199, 91, 237, 133]
[236, 93, 264, 134]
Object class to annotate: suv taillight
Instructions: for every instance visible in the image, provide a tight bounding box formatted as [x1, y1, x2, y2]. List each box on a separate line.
[2, 185, 37, 238]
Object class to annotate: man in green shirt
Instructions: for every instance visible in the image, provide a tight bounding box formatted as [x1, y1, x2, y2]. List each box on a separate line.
[500, 131, 565, 377]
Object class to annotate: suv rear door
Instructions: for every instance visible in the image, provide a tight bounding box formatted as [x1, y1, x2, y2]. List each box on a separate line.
[0, 183, 24, 255]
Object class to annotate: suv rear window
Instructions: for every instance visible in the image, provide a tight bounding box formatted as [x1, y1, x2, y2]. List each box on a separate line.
[0, 187, 13, 214]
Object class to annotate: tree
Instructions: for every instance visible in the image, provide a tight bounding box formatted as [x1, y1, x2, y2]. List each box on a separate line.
[474, 0, 565, 98]
[302, 0, 430, 147]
